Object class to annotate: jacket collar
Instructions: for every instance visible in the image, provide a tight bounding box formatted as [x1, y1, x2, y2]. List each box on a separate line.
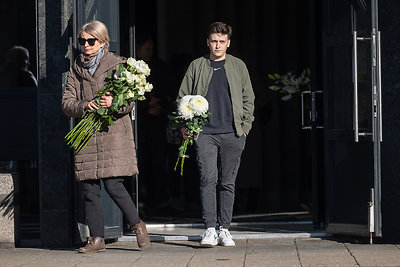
[204, 54, 231, 66]
[74, 51, 124, 81]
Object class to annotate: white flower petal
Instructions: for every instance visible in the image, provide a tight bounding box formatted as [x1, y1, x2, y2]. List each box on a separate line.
[126, 57, 136, 67]
[188, 95, 209, 116]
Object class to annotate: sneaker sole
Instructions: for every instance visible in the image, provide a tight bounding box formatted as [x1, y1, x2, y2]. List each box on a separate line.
[219, 240, 236, 247]
[219, 243, 235, 247]
[200, 242, 218, 248]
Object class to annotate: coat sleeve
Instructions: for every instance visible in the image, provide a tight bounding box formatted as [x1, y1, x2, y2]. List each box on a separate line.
[115, 100, 135, 117]
[177, 62, 195, 101]
[241, 64, 255, 134]
[62, 67, 89, 118]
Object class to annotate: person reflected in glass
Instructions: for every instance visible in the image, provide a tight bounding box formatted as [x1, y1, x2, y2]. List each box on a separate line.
[0, 46, 37, 88]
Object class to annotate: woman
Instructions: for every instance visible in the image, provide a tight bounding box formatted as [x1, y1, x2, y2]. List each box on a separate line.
[62, 20, 150, 253]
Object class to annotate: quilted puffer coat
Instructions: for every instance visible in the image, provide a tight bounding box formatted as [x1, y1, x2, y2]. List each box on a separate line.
[62, 51, 138, 181]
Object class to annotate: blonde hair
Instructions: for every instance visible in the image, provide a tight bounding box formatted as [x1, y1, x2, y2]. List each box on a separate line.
[78, 20, 110, 47]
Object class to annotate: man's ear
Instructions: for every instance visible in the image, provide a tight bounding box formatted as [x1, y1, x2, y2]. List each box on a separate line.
[227, 39, 231, 48]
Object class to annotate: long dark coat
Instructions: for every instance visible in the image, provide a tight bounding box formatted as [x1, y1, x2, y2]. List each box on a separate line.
[62, 51, 138, 181]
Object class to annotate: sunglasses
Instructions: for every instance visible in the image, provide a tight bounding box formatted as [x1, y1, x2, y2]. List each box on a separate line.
[78, 37, 98, 46]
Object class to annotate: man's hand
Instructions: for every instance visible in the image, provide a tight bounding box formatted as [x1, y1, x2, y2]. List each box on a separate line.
[181, 127, 191, 139]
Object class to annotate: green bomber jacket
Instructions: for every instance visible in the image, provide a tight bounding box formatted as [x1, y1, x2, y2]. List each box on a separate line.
[177, 54, 255, 136]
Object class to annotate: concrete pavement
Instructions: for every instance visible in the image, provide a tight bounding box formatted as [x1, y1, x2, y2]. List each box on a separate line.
[1, 237, 400, 266]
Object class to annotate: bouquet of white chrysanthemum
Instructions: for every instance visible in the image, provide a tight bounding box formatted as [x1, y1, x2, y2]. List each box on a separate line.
[170, 95, 211, 176]
[65, 57, 153, 152]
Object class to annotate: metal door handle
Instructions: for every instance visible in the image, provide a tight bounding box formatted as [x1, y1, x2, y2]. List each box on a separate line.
[377, 31, 383, 141]
[301, 91, 311, 130]
[353, 31, 372, 142]
[313, 91, 324, 129]
[301, 91, 323, 130]
[353, 31, 360, 142]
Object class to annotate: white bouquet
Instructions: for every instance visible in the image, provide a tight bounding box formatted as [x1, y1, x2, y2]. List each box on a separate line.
[65, 57, 153, 152]
[170, 95, 211, 176]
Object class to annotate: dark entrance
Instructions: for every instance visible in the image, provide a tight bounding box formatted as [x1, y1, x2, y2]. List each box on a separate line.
[117, 0, 317, 225]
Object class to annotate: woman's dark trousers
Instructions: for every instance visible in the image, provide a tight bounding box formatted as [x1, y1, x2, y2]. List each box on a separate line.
[82, 177, 140, 237]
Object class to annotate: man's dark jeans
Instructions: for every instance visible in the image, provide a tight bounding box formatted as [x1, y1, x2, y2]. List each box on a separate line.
[195, 132, 246, 229]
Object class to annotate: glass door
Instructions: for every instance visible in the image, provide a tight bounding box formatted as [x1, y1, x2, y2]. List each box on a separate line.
[322, 0, 382, 238]
[73, 0, 124, 241]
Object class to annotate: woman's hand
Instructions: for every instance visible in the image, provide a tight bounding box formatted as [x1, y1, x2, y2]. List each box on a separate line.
[86, 100, 99, 110]
[100, 92, 113, 108]
[181, 127, 191, 139]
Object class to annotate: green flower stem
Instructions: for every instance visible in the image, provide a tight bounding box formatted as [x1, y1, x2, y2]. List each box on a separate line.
[74, 117, 103, 152]
[65, 112, 106, 152]
[174, 137, 190, 176]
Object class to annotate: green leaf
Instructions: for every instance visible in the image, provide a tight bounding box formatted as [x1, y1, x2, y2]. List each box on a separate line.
[117, 93, 124, 105]
[111, 102, 119, 112]
[273, 73, 281, 79]
[97, 107, 106, 115]
[117, 64, 125, 75]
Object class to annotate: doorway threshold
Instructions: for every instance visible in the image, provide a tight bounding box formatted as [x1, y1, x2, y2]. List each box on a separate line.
[119, 220, 328, 242]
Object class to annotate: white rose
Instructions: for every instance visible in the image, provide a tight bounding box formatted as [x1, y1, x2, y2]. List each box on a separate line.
[138, 79, 146, 87]
[126, 57, 136, 67]
[135, 60, 151, 75]
[125, 71, 135, 84]
[188, 95, 209, 116]
[127, 90, 135, 98]
[137, 87, 146, 95]
[145, 83, 153, 92]
[133, 74, 141, 83]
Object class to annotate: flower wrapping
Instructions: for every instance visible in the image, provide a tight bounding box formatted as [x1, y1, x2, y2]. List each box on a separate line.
[170, 95, 211, 176]
[65, 57, 153, 152]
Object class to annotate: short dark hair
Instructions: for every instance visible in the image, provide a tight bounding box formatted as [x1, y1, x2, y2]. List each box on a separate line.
[7, 46, 29, 67]
[207, 22, 232, 40]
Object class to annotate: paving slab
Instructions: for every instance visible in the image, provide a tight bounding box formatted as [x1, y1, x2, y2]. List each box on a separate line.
[1, 236, 400, 266]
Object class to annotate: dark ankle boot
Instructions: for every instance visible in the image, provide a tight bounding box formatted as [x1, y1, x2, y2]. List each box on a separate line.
[132, 220, 151, 249]
[78, 236, 106, 253]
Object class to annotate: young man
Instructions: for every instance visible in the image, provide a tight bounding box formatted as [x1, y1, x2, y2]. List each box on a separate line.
[177, 22, 255, 247]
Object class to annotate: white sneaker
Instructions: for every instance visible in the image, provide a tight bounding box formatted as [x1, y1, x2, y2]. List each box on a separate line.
[200, 228, 218, 247]
[218, 226, 235, 246]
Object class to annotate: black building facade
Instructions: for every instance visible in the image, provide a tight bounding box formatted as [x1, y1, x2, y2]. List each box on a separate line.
[1, 0, 400, 247]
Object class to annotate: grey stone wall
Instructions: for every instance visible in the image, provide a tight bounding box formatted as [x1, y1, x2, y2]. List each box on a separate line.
[0, 173, 14, 247]
[37, 0, 74, 247]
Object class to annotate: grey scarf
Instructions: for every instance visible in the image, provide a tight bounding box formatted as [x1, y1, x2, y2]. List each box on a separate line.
[80, 46, 106, 76]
